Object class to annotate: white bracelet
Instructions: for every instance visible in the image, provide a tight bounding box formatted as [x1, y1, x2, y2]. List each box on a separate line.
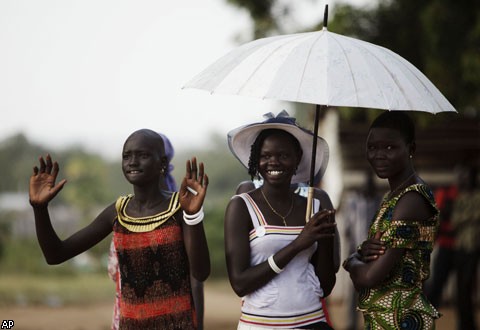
[183, 210, 204, 225]
[267, 255, 284, 274]
[183, 207, 204, 219]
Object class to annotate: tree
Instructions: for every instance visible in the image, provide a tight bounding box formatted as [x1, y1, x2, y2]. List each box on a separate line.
[0, 133, 47, 192]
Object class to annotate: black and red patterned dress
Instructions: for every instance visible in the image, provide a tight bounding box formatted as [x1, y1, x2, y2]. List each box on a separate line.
[113, 192, 197, 329]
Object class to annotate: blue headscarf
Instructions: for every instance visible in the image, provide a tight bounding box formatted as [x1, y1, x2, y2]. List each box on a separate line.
[158, 133, 177, 191]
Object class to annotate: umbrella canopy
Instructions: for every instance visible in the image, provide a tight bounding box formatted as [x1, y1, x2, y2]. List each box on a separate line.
[184, 28, 456, 114]
[183, 7, 456, 220]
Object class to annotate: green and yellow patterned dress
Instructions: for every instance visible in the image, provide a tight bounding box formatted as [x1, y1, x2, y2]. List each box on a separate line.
[358, 183, 441, 330]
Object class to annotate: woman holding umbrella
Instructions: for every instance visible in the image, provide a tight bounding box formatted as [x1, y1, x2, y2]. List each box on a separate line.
[224, 112, 337, 330]
[343, 111, 441, 329]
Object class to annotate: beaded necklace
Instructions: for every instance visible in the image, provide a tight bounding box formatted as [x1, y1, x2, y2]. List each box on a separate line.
[116, 192, 180, 232]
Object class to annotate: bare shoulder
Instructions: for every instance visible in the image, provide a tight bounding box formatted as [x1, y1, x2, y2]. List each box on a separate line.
[394, 190, 435, 221]
[225, 194, 249, 218]
[225, 194, 253, 232]
[236, 181, 256, 194]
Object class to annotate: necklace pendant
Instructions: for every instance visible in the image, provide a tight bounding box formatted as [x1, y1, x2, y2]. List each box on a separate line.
[260, 188, 294, 227]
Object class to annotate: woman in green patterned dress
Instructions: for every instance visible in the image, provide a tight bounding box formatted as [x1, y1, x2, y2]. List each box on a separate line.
[342, 111, 440, 330]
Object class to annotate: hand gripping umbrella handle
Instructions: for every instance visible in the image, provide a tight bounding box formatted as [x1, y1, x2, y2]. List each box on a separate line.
[306, 104, 324, 222]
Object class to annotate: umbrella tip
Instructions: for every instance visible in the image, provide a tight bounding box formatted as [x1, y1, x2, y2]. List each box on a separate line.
[323, 4, 329, 28]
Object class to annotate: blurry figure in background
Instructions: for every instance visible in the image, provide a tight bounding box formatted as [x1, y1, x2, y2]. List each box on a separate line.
[340, 170, 381, 330]
[107, 241, 121, 329]
[424, 176, 459, 309]
[451, 162, 480, 330]
[107, 132, 205, 330]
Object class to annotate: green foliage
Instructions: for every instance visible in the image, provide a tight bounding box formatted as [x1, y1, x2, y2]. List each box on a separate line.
[0, 133, 47, 192]
[204, 206, 228, 278]
[0, 237, 77, 276]
[61, 153, 113, 209]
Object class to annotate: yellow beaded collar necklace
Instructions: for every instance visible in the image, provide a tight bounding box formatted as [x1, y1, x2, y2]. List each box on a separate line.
[116, 192, 180, 232]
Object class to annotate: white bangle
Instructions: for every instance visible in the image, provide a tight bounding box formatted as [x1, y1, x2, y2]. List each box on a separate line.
[183, 207, 203, 219]
[183, 210, 204, 225]
[267, 255, 284, 274]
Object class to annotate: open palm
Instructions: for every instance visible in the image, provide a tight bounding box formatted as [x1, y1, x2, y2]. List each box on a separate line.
[179, 157, 209, 214]
[29, 154, 66, 207]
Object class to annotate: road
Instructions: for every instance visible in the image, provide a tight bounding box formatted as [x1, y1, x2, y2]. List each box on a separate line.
[0, 281, 474, 329]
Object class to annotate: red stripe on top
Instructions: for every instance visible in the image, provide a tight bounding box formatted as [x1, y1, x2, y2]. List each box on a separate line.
[120, 294, 192, 319]
[115, 225, 182, 250]
[243, 194, 267, 226]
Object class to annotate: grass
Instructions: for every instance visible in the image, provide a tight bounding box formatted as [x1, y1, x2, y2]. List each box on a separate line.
[0, 273, 115, 307]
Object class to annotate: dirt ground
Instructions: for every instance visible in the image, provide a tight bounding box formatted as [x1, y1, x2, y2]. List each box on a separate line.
[0, 281, 475, 330]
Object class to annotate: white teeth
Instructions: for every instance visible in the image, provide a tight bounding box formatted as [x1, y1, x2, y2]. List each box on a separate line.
[129, 170, 140, 174]
[268, 170, 283, 176]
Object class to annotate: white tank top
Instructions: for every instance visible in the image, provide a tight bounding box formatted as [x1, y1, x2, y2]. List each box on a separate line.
[237, 193, 326, 329]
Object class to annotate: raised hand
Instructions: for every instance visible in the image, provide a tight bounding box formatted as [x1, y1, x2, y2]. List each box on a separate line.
[179, 157, 209, 215]
[29, 154, 67, 207]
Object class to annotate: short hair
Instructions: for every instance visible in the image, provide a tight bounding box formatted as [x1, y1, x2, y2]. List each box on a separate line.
[369, 111, 415, 144]
[127, 129, 166, 158]
[247, 129, 302, 180]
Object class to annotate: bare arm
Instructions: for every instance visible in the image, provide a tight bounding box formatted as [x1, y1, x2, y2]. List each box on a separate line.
[182, 219, 210, 282]
[29, 154, 114, 264]
[179, 157, 211, 282]
[33, 204, 115, 264]
[343, 235, 403, 289]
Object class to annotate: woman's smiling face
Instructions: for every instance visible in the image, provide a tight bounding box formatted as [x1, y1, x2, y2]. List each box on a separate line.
[258, 131, 301, 186]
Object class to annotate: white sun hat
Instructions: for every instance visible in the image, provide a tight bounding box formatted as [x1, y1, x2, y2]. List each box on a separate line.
[227, 111, 329, 184]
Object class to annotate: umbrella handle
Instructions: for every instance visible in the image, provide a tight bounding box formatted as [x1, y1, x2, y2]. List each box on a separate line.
[305, 186, 314, 222]
[307, 104, 326, 222]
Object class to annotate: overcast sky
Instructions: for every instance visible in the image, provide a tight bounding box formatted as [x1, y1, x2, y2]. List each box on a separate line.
[0, 0, 367, 160]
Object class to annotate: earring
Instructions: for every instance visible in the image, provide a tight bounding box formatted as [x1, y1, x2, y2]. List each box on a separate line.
[160, 167, 166, 175]
[409, 155, 413, 159]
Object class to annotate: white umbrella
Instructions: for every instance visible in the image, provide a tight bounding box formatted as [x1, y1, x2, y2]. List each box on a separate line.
[183, 6, 456, 219]
[183, 30, 455, 114]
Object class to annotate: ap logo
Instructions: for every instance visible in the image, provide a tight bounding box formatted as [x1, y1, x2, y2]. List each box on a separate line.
[1, 320, 14, 329]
